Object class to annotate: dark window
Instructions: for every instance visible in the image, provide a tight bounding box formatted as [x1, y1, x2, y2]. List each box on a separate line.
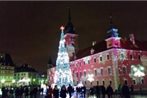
[130, 55, 133, 60]
[94, 58, 97, 62]
[110, 81, 112, 84]
[97, 81, 99, 85]
[101, 69, 103, 75]
[102, 81, 105, 85]
[76, 73, 78, 77]
[80, 72, 82, 77]
[88, 60, 90, 64]
[84, 72, 86, 76]
[100, 57, 102, 61]
[107, 55, 110, 60]
[133, 80, 136, 85]
[141, 79, 144, 84]
[108, 68, 111, 75]
[123, 67, 127, 74]
[138, 55, 141, 60]
[95, 70, 97, 75]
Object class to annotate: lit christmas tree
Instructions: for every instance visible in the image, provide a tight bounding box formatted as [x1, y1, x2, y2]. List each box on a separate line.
[54, 26, 73, 87]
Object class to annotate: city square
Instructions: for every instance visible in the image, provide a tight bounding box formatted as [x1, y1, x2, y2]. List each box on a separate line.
[0, 1, 147, 98]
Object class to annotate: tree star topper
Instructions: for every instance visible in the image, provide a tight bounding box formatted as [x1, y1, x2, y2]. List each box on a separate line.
[60, 26, 65, 32]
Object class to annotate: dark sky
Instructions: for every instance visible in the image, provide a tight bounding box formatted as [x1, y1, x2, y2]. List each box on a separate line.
[0, 1, 147, 72]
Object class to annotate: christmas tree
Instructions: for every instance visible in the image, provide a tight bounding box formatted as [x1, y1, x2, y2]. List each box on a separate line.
[54, 26, 73, 87]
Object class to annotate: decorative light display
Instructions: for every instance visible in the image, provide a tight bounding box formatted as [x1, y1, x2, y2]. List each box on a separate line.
[130, 64, 145, 83]
[54, 26, 73, 88]
[87, 74, 94, 83]
[17, 77, 31, 86]
[1, 79, 5, 83]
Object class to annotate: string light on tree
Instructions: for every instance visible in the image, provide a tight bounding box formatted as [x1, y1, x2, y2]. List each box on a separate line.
[54, 26, 73, 88]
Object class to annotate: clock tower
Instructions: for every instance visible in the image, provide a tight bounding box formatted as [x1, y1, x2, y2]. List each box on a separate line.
[105, 16, 121, 49]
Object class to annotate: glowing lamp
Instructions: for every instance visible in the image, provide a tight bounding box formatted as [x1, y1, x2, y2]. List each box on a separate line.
[1, 79, 5, 83]
[12, 79, 16, 83]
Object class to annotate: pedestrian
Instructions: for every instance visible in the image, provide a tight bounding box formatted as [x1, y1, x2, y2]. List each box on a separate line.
[106, 83, 113, 98]
[67, 84, 74, 98]
[130, 84, 134, 94]
[60, 85, 67, 98]
[81, 85, 86, 98]
[121, 81, 130, 98]
[95, 82, 100, 98]
[53, 85, 59, 98]
[101, 82, 106, 98]
[46, 85, 53, 98]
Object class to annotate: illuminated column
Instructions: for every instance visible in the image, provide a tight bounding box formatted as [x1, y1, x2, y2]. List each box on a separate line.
[112, 49, 119, 90]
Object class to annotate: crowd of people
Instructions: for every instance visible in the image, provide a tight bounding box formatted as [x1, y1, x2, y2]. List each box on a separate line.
[0, 81, 133, 98]
[45, 81, 132, 98]
[1, 86, 42, 98]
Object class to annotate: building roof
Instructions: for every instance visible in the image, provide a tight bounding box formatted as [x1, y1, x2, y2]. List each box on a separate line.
[15, 64, 37, 73]
[76, 38, 147, 59]
[0, 53, 14, 66]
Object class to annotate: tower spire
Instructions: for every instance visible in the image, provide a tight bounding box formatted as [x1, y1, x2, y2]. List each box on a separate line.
[68, 8, 71, 23]
[64, 8, 75, 34]
[109, 14, 113, 25]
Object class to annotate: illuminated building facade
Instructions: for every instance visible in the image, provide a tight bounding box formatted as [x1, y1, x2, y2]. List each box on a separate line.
[15, 64, 40, 86]
[0, 53, 15, 87]
[47, 14, 147, 90]
[69, 20, 147, 90]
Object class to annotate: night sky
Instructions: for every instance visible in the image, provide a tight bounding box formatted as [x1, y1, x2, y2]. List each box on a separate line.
[0, 1, 147, 72]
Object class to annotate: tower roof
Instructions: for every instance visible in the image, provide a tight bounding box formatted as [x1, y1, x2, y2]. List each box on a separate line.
[106, 15, 119, 38]
[64, 8, 75, 34]
[0, 53, 14, 66]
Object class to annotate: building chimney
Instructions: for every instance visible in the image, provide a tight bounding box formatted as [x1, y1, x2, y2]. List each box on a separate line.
[129, 34, 135, 45]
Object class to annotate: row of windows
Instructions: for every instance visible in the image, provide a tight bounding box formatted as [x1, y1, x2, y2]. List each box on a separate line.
[73, 80, 112, 85]
[74, 53, 141, 67]
[133, 79, 144, 85]
[73, 68, 113, 78]
[73, 66, 129, 78]
[0, 71, 14, 74]
[75, 55, 110, 67]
